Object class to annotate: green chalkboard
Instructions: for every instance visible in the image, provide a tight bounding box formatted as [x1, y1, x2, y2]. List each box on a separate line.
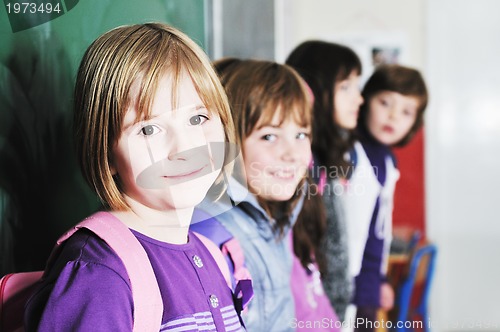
[0, 0, 208, 275]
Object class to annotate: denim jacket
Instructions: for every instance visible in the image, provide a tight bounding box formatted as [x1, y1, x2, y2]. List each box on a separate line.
[206, 178, 303, 332]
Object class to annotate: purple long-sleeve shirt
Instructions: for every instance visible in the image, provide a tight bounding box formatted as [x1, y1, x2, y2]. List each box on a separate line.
[25, 225, 244, 331]
[353, 136, 396, 307]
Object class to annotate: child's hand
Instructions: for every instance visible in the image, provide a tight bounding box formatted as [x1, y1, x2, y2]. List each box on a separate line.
[380, 282, 394, 310]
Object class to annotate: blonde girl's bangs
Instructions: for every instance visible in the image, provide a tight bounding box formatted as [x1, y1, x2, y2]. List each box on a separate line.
[130, 26, 234, 146]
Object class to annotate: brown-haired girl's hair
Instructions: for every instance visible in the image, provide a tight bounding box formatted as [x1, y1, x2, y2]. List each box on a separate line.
[286, 41, 362, 178]
[358, 64, 428, 147]
[74, 23, 234, 210]
[213, 57, 242, 84]
[293, 178, 328, 276]
[219, 59, 311, 236]
[217, 59, 327, 272]
[220, 59, 311, 148]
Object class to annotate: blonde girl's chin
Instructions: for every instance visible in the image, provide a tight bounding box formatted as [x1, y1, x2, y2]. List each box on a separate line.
[169, 172, 220, 207]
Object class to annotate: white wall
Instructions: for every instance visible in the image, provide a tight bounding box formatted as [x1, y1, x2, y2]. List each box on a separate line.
[284, 1, 500, 331]
[281, 0, 425, 69]
[426, 0, 500, 330]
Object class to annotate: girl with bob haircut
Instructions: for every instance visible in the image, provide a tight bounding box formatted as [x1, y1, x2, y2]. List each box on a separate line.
[352, 64, 428, 331]
[25, 23, 245, 331]
[199, 59, 338, 331]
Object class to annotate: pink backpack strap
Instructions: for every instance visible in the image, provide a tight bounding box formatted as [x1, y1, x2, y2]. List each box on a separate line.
[221, 239, 251, 281]
[56, 211, 162, 332]
[221, 239, 253, 309]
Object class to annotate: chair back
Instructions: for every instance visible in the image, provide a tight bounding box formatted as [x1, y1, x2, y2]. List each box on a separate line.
[395, 244, 437, 332]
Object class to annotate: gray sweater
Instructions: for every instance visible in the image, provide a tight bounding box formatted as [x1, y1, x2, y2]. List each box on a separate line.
[320, 178, 353, 322]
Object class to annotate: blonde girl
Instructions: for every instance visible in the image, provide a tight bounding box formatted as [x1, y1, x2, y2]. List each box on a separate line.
[25, 23, 244, 331]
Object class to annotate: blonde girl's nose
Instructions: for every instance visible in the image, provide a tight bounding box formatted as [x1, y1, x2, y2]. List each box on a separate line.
[168, 127, 204, 160]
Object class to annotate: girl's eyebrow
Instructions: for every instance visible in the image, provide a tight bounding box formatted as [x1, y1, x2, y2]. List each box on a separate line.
[172, 103, 206, 113]
[257, 120, 310, 130]
[148, 103, 207, 119]
[256, 123, 281, 130]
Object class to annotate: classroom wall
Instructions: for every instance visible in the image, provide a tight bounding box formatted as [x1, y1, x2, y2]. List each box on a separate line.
[282, 0, 426, 68]
[426, 0, 500, 330]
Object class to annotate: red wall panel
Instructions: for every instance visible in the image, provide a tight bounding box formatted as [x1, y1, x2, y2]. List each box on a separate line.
[392, 129, 426, 236]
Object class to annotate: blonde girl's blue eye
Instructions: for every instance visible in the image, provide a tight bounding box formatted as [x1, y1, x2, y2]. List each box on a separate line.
[262, 134, 277, 142]
[189, 114, 209, 125]
[140, 124, 160, 136]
